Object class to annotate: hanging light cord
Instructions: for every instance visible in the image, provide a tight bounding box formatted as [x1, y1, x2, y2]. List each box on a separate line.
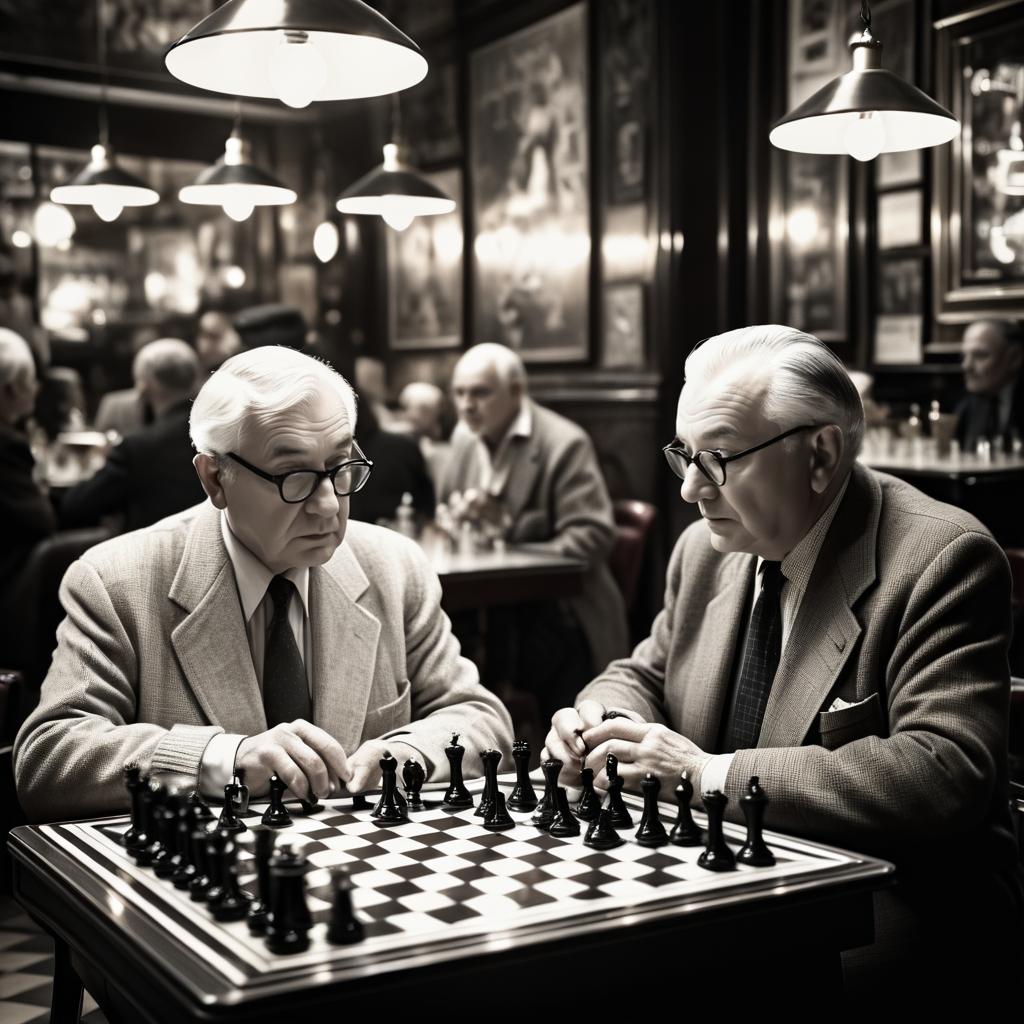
[97, 0, 109, 147]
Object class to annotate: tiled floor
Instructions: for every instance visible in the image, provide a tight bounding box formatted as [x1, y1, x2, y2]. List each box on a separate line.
[0, 896, 106, 1024]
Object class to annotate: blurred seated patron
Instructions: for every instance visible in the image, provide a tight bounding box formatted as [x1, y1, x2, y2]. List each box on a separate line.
[956, 318, 1024, 453]
[233, 303, 307, 352]
[544, 324, 1023, 988]
[0, 327, 55, 589]
[94, 334, 160, 438]
[14, 345, 512, 821]
[398, 381, 453, 489]
[60, 338, 205, 532]
[195, 310, 242, 374]
[439, 343, 628, 714]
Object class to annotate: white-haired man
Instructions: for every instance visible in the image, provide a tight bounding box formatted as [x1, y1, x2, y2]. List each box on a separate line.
[439, 342, 628, 716]
[545, 325, 1022, 985]
[61, 338, 205, 532]
[15, 346, 513, 821]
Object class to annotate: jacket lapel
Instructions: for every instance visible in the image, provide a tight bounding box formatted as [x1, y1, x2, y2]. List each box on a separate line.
[758, 465, 880, 748]
[679, 552, 756, 751]
[169, 504, 265, 734]
[310, 540, 382, 754]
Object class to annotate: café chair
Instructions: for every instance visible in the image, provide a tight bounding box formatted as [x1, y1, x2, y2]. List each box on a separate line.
[1006, 548, 1024, 676]
[610, 499, 657, 612]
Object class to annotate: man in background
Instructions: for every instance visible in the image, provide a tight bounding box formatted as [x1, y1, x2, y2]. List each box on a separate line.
[195, 310, 242, 374]
[956, 318, 1024, 452]
[60, 338, 204, 532]
[398, 380, 453, 490]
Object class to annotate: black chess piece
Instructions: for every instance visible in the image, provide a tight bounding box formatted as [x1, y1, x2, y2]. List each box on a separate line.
[327, 867, 365, 944]
[443, 734, 474, 808]
[122, 763, 147, 851]
[475, 749, 501, 819]
[483, 790, 516, 832]
[669, 772, 705, 847]
[211, 854, 252, 922]
[549, 787, 581, 837]
[189, 788, 216, 825]
[217, 774, 248, 835]
[697, 790, 736, 872]
[188, 821, 214, 901]
[605, 754, 633, 828]
[204, 827, 229, 906]
[737, 776, 776, 867]
[172, 801, 198, 889]
[635, 774, 669, 847]
[403, 759, 426, 811]
[132, 778, 160, 867]
[247, 827, 276, 934]
[152, 792, 180, 878]
[372, 752, 410, 824]
[584, 805, 625, 850]
[532, 759, 561, 830]
[351, 792, 371, 812]
[507, 740, 538, 811]
[265, 842, 312, 955]
[262, 774, 293, 828]
[574, 767, 601, 822]
[298, 793, 320, 815]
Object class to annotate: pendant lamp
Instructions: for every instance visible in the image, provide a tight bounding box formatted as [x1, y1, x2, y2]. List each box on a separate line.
[50, 0, 158, 221]
[179, 116, 296, 222]
[770, 1, 959, 161]
[165, 0, 427, 108]
[336, 143, 455, 231]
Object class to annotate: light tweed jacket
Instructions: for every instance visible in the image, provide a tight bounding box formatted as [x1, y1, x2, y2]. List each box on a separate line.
[14, 501, 513, 822]
[439, 399, 629, 672]
[580, 463, 1024, 939]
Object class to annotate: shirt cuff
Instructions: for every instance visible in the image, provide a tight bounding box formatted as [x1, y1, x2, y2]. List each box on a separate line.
[199, 733, 247, 799]
[699, 752, 734, 795]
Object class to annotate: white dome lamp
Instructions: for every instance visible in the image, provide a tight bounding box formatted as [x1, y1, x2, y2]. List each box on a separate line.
[165, 0, 428, 108]
[336, 143, 455, 231]
[50, 0, 158, 221]
[770, 0, 959, 162]
[179, 122, 296, 222]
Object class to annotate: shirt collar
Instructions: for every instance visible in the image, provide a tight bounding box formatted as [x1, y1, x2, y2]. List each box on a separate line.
[220, 512, 310, 623]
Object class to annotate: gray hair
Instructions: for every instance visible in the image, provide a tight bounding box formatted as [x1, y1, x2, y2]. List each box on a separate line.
[966, 318, 1023, 349]
[133, 338, 200, 397]
[457, 343, 527, 390]
[0, 328, 34, 387]
[190, 346, 358, 460]
[684, 325, 865, 459]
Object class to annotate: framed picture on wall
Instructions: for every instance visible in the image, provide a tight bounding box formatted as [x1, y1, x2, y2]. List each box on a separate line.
[602, 282, 644, 368]
[388, 167, 463, 350]
[934, 3, 1024, 321]
[878, 189, 923, 249]
[875, 256, 924, 364]
[469, 2, 590, 363]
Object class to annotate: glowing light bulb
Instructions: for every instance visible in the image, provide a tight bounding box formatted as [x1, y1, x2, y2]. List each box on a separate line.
[845, 112, 886, 162]
[11, 229, 32, 249]
[382, 207, 414, 231]
[269, 32, 327, 109]
[93, 196, 123, 222]
[313, 221, 340, 262]
[223, 197, 254, 222]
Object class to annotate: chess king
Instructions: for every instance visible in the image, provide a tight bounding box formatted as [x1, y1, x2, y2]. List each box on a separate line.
[544, 325, 1024, 987]
[14, 346, 513, 821]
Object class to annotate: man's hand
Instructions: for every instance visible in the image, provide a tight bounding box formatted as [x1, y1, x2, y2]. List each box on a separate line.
[581, 719, 711, 791]
[346, 739, 424, 794]
[234, 720, 350, 800]
[543, 700, 607, 783]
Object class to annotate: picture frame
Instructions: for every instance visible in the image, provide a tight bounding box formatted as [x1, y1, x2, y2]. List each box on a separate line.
[878, 189, 922, 250]
[387, 166, 463, 351]
[874, 256, 923, 364]
[601, 281, 645, 369]
[469, 2, 590, 363]
[933, 3, 1024, 323]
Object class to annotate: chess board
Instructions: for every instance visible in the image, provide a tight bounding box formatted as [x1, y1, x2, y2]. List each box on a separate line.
[38, 776, 887, 987]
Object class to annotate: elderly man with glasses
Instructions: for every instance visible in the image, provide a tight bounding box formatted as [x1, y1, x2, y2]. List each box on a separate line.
[545, 324, 1023, 987]
[15, 346, 512, 822]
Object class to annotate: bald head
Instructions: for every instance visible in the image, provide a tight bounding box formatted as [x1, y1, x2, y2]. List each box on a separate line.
[961, 320, 1023, 396]
[0, 328, 37, 426]
[133, 338, 200, 417]
[452, 343, 527, 447]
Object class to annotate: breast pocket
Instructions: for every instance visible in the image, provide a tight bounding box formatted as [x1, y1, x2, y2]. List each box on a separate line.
[818, 692, 885, 751]
[362, 678, 413, 739]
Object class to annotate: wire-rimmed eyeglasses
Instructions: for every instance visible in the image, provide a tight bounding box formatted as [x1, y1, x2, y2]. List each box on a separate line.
[662, 424, 824, 486]
[226, 442, 373, 503]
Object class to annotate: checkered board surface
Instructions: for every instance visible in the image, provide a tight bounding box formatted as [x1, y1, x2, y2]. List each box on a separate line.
[42, 776, 876, 982]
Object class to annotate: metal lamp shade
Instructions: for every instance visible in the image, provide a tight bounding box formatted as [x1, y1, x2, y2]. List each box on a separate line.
[179, 161, 296, 208]
[165, 0, 428, 101]
[50, 146, 159, 208]
[336, 162, 455, 219]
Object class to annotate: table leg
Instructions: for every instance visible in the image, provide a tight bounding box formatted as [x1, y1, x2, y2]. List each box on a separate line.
[51, 936, 84, 1024]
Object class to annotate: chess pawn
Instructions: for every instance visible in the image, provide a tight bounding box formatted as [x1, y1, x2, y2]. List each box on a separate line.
[697, 790, 736, 872]
[605, 754, 633, 828]
[532, 759, 561, 830]
[737, 776, 776, 867]
[443, 734, 474, 808]
[188, 822, 214, 901]
[122, 763, 147, 851]
[262, 774, 293, 828]
[669, 772, 705, 847]
[327, 868, 365, 945]
[172, 801, 199, 889]
[483, 790, 516, 832]
[507, 740, 538, 811]
[152, 793, 180, 878]
[403, 759, 427, 811]
[372, 752, 409, 824]
[140, 779, 167, 866]
[247, 827, 276, 935]
[574, 768, 601, 822]
[217, 777, 247, 834]
[548, 787, 581, 837]
[189, 788, 216, 825]
[204, 828, 229, 906]
[265, 842, 312, 955]
[635, 774, 668, 847]
[211, 852, 251, 923]
[584, 805, 625, 850]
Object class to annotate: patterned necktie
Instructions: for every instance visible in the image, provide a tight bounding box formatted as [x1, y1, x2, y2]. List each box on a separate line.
[724, 561, 784, 752]
[262, 575, 311, 727]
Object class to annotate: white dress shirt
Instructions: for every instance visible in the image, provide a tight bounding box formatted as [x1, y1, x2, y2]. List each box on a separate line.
[458, 402, 533, 497]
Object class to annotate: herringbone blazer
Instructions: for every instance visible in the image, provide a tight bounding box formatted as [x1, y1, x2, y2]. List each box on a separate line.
[14, 501, 513, 822]
[439, 399, 629, 671]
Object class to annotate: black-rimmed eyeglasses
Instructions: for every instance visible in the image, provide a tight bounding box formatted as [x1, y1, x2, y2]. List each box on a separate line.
[663, 424, 824, 486]
[227, 442, 373, 503]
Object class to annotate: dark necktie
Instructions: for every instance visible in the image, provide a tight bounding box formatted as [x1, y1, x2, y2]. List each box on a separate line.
[983, 395, 1002, 443]
[262, 575, 311, 727]
[724, 561, 784, 753]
